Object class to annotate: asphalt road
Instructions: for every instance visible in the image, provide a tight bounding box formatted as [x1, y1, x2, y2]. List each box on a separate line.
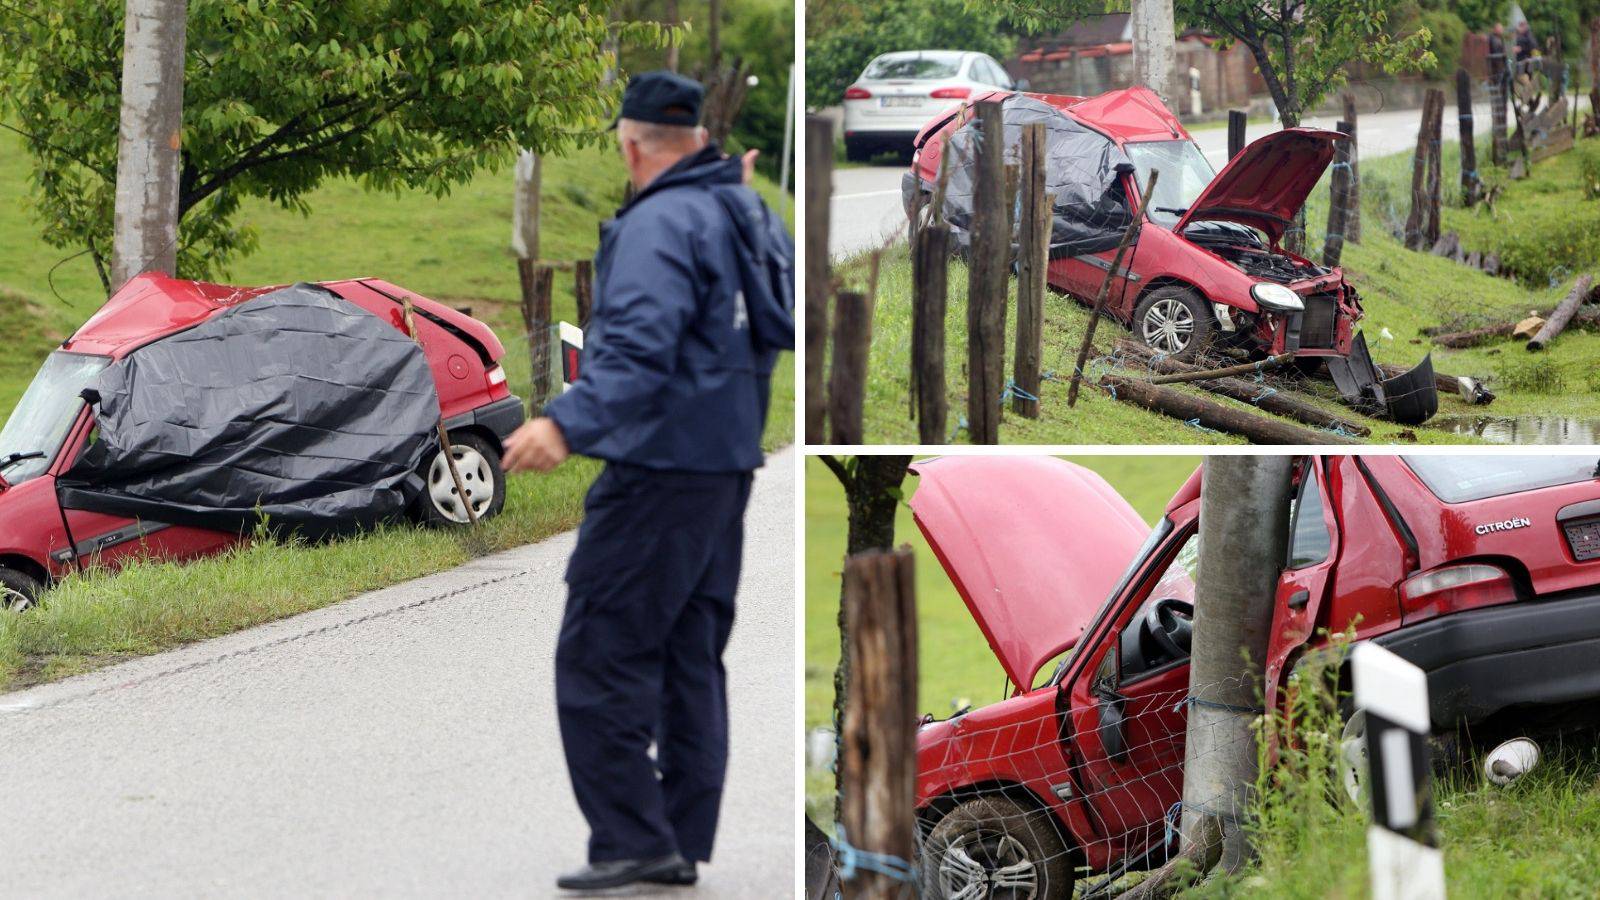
[828, 101, 1492, 259]
[1, 449, 797, 898]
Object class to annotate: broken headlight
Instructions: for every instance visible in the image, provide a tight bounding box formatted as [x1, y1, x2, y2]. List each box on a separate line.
[1250, 282, 1304, 312]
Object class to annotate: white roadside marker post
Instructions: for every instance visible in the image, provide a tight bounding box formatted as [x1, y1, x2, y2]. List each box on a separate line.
[558, 322, 584, 392]
[1351, 642, 1446, 900]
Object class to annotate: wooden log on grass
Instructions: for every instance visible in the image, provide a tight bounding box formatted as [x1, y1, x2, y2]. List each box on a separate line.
[1528, 274, 1596, 351]
[1013, 122, 1049, 419]
[1116, 342, 1371, 436]
[912, 224, 950, 444]
[1145, 352, 1296, 385]
[966, 101, 1008, 443]
[804, 116, 833, 444]
[1099, 375, 1360, 445]
[828, 291, 871, 444]
[839, 546, 918, 900]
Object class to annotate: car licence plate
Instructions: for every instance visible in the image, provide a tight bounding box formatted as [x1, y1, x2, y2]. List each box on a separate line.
[881, 96, 923, 108]
[1565, 517, 1600, 561]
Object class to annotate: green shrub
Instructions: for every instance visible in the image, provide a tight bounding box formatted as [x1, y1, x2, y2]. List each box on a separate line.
[1578, 142, 1600, 202]
[1495, 354, 1566, 394]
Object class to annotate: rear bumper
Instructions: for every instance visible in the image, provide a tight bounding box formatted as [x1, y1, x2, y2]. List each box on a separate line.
[842, 129, 921, 144]
[445, 395, 525, 448]
[1374, 588, 1600, 728]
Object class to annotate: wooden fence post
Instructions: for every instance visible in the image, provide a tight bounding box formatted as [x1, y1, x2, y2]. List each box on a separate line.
[518, 263, 555, 408]
[1323, 121, 1353, 268]
[966, 101, 1008, 444]
[839, 547, 918, 900]
[1490, 38, 1509, 165]
[1457, 69, 1481, 206]
[1013, 122, 1048, 418]
[1343, 93, 1361, 243]
[1405, 90, 1443, 251]
[1424, 90, 1443, 248]
[912, 224, 950, 444]
[1227, 109, 1246, 159]
[573, 259, 594, 331]
[1068, 173, 1158, 407]
[828, 291, 871, 444]
[805, 116, 833, 444]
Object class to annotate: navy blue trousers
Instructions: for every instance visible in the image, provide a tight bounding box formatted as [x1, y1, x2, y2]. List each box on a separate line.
[556, 462, 752, 863]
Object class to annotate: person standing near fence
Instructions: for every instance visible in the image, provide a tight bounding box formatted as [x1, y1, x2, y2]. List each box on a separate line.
[501, 69, 795, 892]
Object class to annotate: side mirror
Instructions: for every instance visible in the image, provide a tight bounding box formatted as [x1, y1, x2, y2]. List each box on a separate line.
[1014, 78, 1031, 92]
[1096, 688, 1129, 762]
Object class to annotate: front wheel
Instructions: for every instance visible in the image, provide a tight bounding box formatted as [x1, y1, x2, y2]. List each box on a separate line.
[414, 431, 506, 526]
[920, 795, 1074, 899]
[1133, 286, 1215, 363]
[0, 565, 44, 612]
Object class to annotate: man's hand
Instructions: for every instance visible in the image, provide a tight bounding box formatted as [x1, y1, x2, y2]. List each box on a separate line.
[741, 149, 760, 185]
[503, 417, 570, 473]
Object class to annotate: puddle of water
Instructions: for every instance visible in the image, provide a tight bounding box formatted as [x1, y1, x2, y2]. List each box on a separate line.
[1434, 415, 1600, 444]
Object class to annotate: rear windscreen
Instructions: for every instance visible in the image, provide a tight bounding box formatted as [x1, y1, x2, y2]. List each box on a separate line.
[863, 56, 962, 80]
[1403, 456, 1599, 503]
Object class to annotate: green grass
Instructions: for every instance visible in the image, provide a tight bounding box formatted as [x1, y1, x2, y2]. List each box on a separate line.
[0, 135, 794, 691]
[839, 133, 1600, 444]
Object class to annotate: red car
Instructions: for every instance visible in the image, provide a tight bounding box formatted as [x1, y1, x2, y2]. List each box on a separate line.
[0, 274, 523, 609]
[906, 87, 1437, 422]
[909, 455, 1600, 897]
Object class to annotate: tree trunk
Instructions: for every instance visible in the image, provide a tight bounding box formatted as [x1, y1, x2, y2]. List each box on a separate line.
[664, 0, 680, 72]
[512, 150, 542, 261]
[1131, 0, 1176, 104]
[707, 0, 722, 67]
[824, 455, 913, 824]
[111, 0, 189, 290]
[1180, 456, 1294, 869]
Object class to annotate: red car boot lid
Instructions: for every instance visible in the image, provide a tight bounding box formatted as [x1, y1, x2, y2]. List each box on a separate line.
[909, 456, 1151, 690]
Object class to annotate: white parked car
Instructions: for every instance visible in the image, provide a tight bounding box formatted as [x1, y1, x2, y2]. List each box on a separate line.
[841, 50, 1022, 162]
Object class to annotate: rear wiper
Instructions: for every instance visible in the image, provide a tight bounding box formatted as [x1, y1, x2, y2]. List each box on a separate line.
[0, 450, 46, 472]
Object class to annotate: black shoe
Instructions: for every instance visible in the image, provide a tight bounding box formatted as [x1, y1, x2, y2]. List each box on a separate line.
[556, 853, 688, 891]
[643, 860, 698, 886]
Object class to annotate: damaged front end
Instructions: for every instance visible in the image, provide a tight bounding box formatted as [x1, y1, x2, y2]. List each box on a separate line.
[1327, 331, 1440, 426]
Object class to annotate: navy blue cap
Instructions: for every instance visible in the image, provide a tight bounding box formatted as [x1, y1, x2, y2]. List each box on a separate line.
[612, 70, 704, 130]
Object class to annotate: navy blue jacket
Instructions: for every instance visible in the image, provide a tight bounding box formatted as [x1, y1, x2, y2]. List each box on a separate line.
[545, 145, 794, 473]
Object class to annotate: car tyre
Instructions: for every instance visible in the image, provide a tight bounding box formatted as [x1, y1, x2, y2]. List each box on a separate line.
[1134, 286, 1214, 363]
[920, 795, 1074, 900]
[414, 431, 507, 527]
[0, 565, 43, 612]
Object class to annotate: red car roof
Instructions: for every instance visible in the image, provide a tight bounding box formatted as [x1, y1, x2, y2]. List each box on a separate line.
[63, 273, 504, 363]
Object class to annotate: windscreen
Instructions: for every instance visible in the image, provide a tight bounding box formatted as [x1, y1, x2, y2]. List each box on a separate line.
[0, 351, 109, 484]
[1403, 456, 1599, 503]
[1126, 140, 1216, 226]
[863, 54, 962, 81]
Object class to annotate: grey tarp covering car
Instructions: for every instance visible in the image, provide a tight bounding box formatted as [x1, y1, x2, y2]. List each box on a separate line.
[908, 93, 1135, 257]
[57, 283, 439, 537]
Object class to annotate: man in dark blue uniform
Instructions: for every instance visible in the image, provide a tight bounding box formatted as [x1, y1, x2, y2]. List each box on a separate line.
[501, 70, 793, 893]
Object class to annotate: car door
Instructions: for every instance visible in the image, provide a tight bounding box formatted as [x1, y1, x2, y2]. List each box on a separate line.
[53, 409, 237, 574]
[1264, 457, 1341, 705]
[1062, 503, 1200, 865]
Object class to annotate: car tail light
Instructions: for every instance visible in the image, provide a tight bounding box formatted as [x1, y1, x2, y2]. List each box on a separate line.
[486, 365, 507, 388]
[844, 86, 872, 100]
[1399, 563, 1517, 619]
[929, 87, 971, 99]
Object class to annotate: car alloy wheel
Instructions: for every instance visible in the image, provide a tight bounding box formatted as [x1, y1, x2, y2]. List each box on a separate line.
[938, 830, 1039, 899]
[427, 444, 495, 524]
[1142, 296, 1196, 355]
[1339, 709, 1367, 804]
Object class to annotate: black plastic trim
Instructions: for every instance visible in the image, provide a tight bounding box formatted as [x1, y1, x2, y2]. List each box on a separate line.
[444, 395, 525, 446]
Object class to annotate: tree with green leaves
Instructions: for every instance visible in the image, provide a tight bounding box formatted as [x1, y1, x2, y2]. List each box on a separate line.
[0, 1, 671, 289]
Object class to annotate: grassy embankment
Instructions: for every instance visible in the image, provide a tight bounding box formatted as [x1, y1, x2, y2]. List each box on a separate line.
[804, 456, 1600, 896]
[0, 137, 793, 691]
[836, 131, 1600, 444]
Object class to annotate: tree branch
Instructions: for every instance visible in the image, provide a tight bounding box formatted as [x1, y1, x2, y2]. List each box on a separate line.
[820, 454, 853, 491]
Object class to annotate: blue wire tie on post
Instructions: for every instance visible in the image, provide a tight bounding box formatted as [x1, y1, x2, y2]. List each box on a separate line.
[1164, 801, 1184, 849]
[833, 827, 918, 884]
[1004, 380, 1039, 403]
[1251, 387, 1277, 404]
